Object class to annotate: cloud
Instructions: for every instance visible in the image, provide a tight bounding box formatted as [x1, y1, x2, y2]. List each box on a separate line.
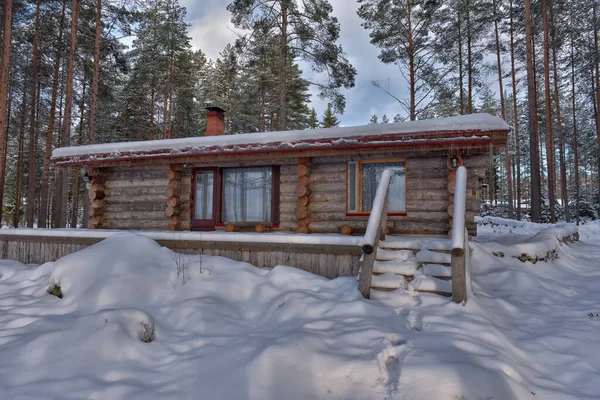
[182, 0, 408, 126]
[188, 9, 238, 61]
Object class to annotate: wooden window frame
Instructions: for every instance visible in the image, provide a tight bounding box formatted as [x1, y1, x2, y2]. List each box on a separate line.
[346, 158, 407, 217]
[191, 165, 280, 231]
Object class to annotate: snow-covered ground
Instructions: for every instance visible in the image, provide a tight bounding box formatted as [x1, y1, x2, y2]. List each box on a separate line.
[1, 220, 599, 399]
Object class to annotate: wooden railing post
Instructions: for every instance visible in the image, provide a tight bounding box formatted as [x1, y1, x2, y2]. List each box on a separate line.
[358, 170, 392, 298]
[451, 166, 468, 303]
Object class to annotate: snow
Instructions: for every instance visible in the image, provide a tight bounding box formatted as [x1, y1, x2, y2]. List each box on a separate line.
[51, 113, 508, 162]
[1, 219, 600, 399]
[450, 166, 467, 250]
[0, 227, 361, 247]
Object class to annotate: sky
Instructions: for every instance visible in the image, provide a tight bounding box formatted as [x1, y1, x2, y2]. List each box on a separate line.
[179, 0, 407, 127]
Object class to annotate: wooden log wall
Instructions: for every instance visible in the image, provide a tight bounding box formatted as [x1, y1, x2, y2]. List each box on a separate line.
[87, 167, 106, 228]
[296, 157, 311, 233]
[306, 153, 454, 235]
[100, 166, 170, 230]
[0, 237, 361, 279]
[166, 164, 188, 230]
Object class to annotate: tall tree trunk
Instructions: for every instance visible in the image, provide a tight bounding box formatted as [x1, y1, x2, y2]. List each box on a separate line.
[550, 2, 568, 221]
[54, 0, 82, 228]
[149, 79, 155, 139]
[278, 4, 288, 130]
[162, 86, 168, 139]
[71, 76, 86, 228]
[466, 0, 473, 114]
[542, 0, 556, 222]
[493, 0, 513, 217]
[458, 7, 464, 115]
[0, 0, 13, 227]
[510, 0, 522, 220]
[15, 87, 28, 228]
[25, 0, 42, 227]
[407, 0, 416, 121]
[39, 0, 66, 228]
[525, 0, 541, 222]
[0, 69, 14, 227]
[571, 23, 579, 224]
[594, 5, 600, 202]
[88, 0, 101, 144]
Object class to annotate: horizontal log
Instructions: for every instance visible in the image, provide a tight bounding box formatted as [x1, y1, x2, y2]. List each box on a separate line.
[297, 175, 310, 186]
[103, 169, 167, 181]
[448, 180, 456, 194]
[295, 206, 309, 219]
[167, 170, 183, 180]
[88, 207, 103, 217]
[298, 195, 309, 207]
[298, 157, 310, 166]
[101, 220, 168, 230]
[167, 187, 182, 198]
[170, 164, 182, 172]
[308, 201, 347, 213]
[103, 211, 167, 221]
[181, 175, 192, 185]
[169, 215, 179, 225]
[90, 216, 102, 226]
[310, 192, 346, 203]
[91, 167, 102, 176]
[341, 225, 352, 235]
[165, 206, 181, 217]
[167, 197, 181, 208]
[104, 178, 168, 189]
[406, 200, 450, 213]
[309, 181, 345, 193]
[407, 179, 448, 191]
[296, 185, 311, 197]
[462, 155, 490, 169]
[90, 183, 105, 192]
[104, 185, 167, 197]
[90, 176, 106, 184]
[254, 224, 270, 233]
[310, 163, 346, 173]
[298, 218, 310, 227]
[91, 199, 105, 209]
[308, 172, 346, 184]
[406, 190, 449, 201]
[309, 211, 452, 224]
[89, 190, 105, 201]
[296, 164, 310, 177]
[168, 180, 183, 190]
[226, 224, 240, 232]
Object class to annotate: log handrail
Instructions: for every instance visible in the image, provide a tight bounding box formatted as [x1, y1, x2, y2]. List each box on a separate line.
[358, 169, 395, 298]
[451, 166, 468, 303]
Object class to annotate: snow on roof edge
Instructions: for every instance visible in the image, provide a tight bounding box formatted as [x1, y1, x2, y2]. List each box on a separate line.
[52, 113, 509, 160]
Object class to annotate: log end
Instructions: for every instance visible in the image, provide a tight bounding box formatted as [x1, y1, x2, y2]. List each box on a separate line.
[341, 225, 353, 235]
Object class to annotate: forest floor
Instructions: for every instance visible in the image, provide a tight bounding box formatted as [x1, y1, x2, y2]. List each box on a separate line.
[0, 219, 599, 399]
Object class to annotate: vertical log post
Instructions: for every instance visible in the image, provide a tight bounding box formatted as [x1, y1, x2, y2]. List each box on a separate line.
[87, 167, 105, 229]
[296, 157, 311, 233]
[166, 164, 183, 231]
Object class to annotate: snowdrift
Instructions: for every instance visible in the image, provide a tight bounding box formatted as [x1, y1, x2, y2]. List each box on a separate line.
[1, 224, 599, 399]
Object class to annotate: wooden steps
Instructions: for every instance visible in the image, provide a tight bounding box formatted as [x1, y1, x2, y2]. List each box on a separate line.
[368, 235, 453, 297]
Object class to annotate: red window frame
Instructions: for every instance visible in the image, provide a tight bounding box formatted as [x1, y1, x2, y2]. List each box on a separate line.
[190, 165, 280, 231]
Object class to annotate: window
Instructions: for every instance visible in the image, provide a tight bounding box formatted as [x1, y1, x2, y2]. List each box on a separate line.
[347, 159, 406, 214]
[222, 167, 272, 223]
[191, 166, 280, 230]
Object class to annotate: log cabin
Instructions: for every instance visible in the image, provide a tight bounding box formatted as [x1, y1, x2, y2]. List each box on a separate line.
[51, 109, 509, 238]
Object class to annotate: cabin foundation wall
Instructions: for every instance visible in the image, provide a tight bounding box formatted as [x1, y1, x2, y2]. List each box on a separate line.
[0, 236, 360, 279]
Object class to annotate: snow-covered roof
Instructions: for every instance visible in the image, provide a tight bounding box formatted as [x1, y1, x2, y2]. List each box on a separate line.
[52, 113, 509, 166]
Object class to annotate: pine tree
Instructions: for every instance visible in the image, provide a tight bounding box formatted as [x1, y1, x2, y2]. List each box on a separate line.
[228, 0, 356, 130]
[321, 104, 339, 128]
[308, 108, 320, 129]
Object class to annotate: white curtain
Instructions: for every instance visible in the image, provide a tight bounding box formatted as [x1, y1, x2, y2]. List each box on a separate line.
[194, 171, 214, 219]
[222, 167, 272, 223]
[362, 162, 406, 212]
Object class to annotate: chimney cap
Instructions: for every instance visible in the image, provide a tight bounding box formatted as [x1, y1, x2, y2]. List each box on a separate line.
[206, 106, 226, 114]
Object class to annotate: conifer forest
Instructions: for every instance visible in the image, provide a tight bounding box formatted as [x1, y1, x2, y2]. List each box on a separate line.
[0, 0, 599, 228]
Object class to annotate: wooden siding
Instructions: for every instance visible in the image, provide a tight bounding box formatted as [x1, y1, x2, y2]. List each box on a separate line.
[0, 236, 360, 279]
[102, 166, 170, 230]
[92, 151, 488, 236]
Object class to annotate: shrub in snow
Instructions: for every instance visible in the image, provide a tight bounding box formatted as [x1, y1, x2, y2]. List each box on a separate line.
[46, 284, 63, 298]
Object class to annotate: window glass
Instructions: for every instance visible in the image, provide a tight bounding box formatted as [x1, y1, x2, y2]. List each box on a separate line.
[348, 162, 357, 212]
[194, 171, 214, 220]
[222, 167, 272, 223]
[360, 161, 406, 212]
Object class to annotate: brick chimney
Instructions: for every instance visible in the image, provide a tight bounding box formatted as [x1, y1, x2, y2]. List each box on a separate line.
[205, 106, 225, 136]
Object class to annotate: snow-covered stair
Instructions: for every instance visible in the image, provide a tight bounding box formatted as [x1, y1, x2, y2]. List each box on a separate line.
[369, 235, 453, 297]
